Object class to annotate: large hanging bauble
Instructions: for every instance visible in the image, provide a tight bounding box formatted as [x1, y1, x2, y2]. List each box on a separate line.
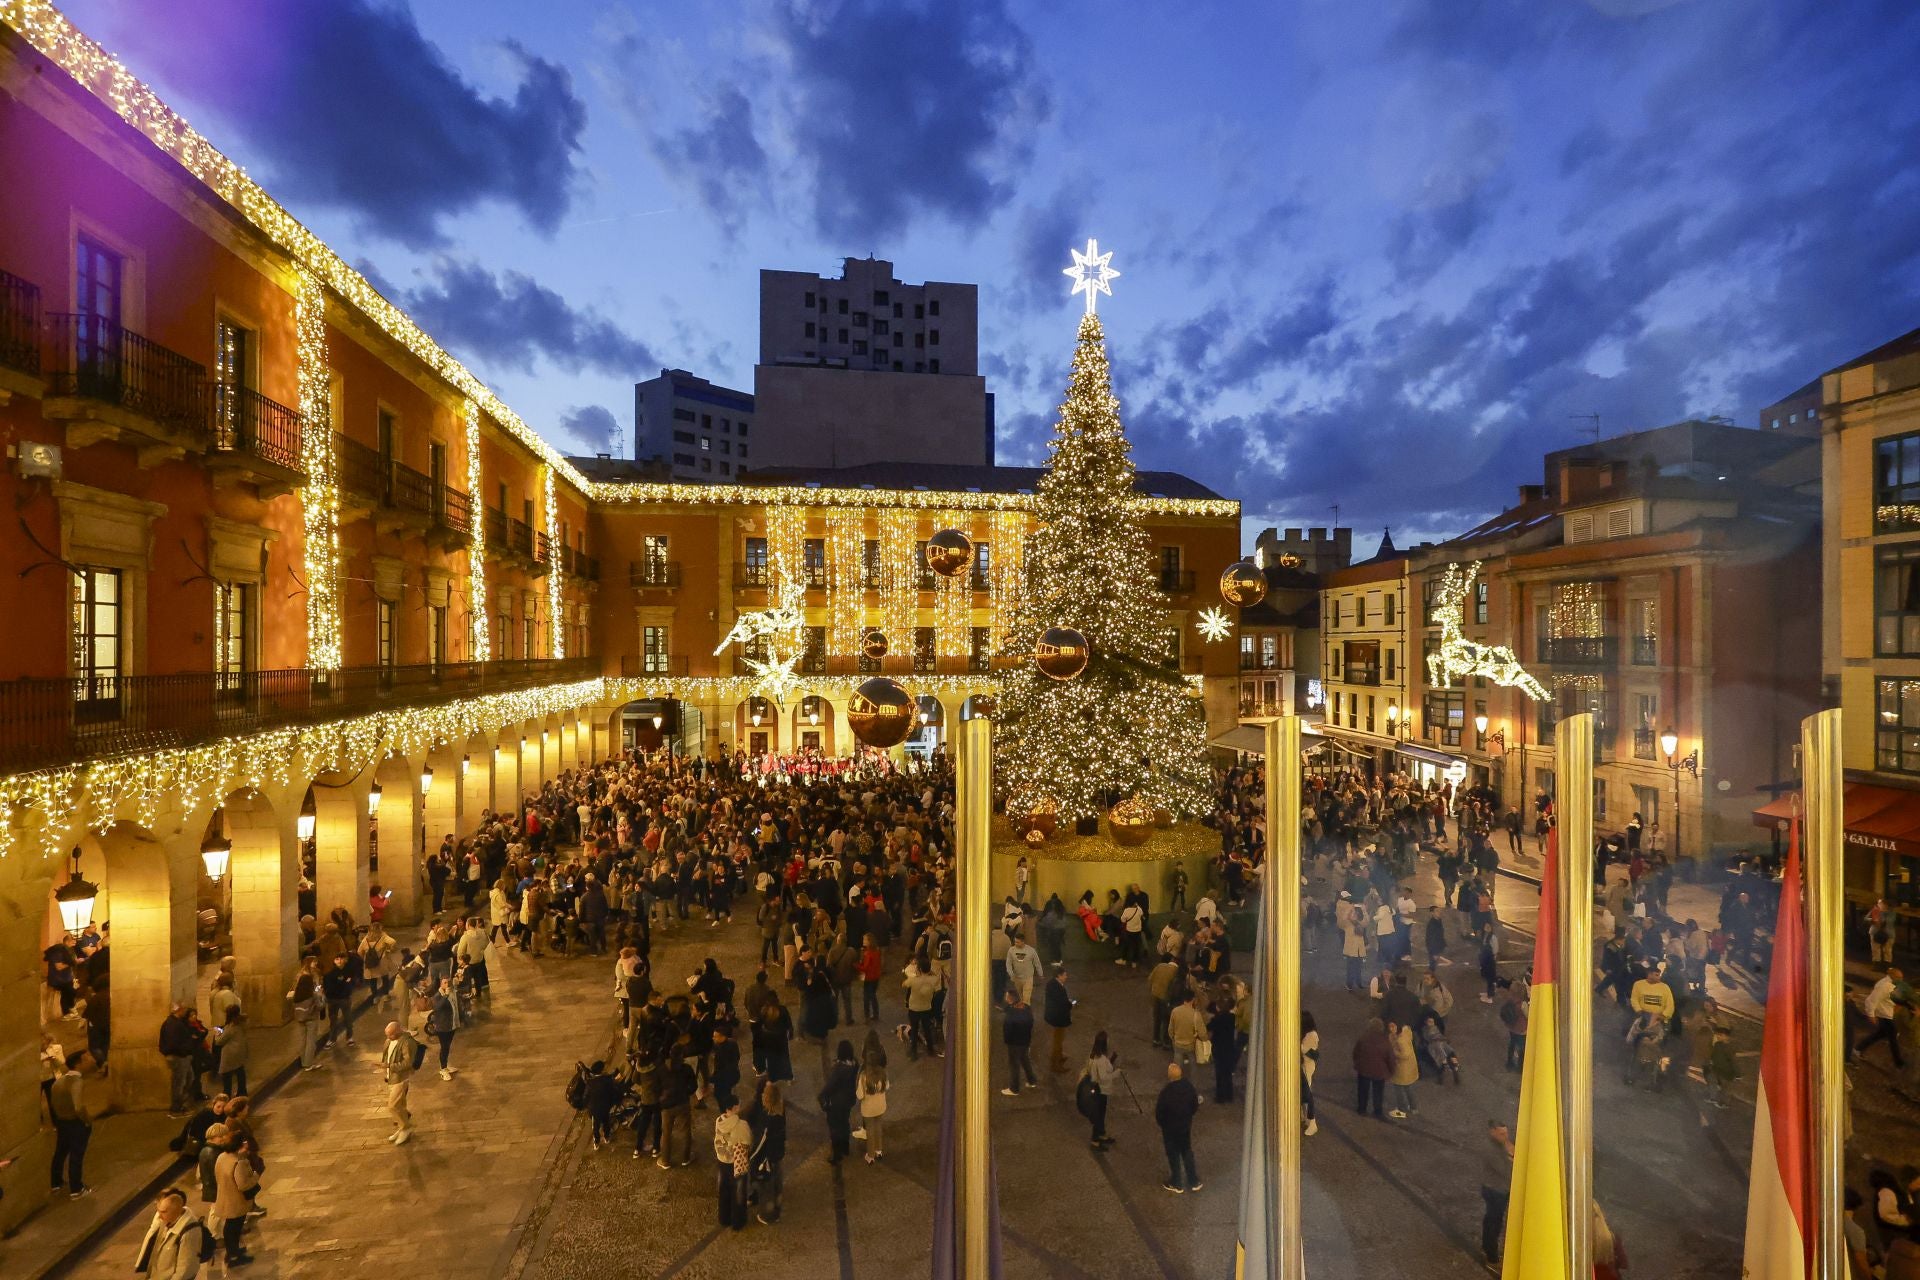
[1108, 797, 1155, 847]
[847, 677, 914, 748]
[861, 628, 889, 659]
[1220, 560, 1268, 608]
[1013, 795, 1059, 839]
[926, 528, 975, 578]
[1035, 627, 1090, 681]
[1024, 827, 1046, 847]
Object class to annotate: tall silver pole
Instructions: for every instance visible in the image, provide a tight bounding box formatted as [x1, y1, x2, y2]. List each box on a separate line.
[1802, 709, 1846, 1280]
[1264, 716, 1305, 1278]
[955, 716, 993, 1280]
[1554, 712, 1594, 1280]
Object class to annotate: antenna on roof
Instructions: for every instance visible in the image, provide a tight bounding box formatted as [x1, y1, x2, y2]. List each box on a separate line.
[1330, 501, 1340, 528]
[1570, 412, 1601, 445]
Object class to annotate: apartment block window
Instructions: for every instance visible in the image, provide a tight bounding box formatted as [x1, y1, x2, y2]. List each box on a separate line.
[213, 581, 251, 691]
[720, 462, 730, 475]
[805, 321, 816, 338]
[929, 328, 940, 345]
[893, 333, 904, 348]
[862, 539, 882, 588]
[75, 234, 123, 325]
[969, 626, 992, 672]
[1365, 695, 1376, 734]
[744, 537, 769, 585]
[1422, 577, 1441, 627]
[853, 340, 868, 355]
[892, 302, 902, 318]
[1424, 690, 1465, 746]
[739, 423, 749, 437]
[915, 333, 926, 349]
[71, 566, 122, 712]
[428, 604, 447, 668]
[803, 538, 827, 587]
[928, 359, 940, 374]
[700, 437, 711, 451]
[700, 457, 712, 473]
[1331, 598, 1341, 628]
[1878, 544, 1920, 655]
[673, 452, 694, 466]
[673, 407, 695, 422]
[853, 312, 867, 327]
[914, 303, 925, 320]
[913, 626, 936, 673]
[1344, 640, 1380, 685]
[673, 430, 695, 445]
[874, 289, 889, 305]
[1385, 648, 1395, 681]
[1474, 582, 1488, 625]
[804, 291, 815, 308]
[928, 299, 941, 316]
[1876, 432, 1920, 532]
[1356, 595, 1368, 626]
[838, 298, 848, 314]
[1331, 691, 1342, 724]
[1384, 592, 1395, 625]
[719, 440, 731, 455]
[874, 319, 889, 336]
[1329, 645, 1342, 678]
[1160, 545, 1182, 590]
[377, 599, 396, 671]
[838, 328, 849, 343]
[1261, 634, 1277, 668]
[642, 625, 670, 675]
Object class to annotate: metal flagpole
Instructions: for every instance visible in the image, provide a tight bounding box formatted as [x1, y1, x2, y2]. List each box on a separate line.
[956, 716, 993, 1280]
[1802, 708, 1846, 1280]
[1554, 712, 1595, 1280]
[1264, 716, 1305, 1279]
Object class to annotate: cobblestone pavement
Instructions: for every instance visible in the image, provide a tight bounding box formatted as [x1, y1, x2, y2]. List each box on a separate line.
[53, 837, 1891, 1279]
[56, 936, 615, 1280]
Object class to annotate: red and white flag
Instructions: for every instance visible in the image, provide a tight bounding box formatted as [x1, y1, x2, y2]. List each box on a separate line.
[1742, 815, 1813, 1278]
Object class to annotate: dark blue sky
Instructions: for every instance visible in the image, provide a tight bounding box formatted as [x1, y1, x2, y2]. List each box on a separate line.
[62, 0, 1920, 544]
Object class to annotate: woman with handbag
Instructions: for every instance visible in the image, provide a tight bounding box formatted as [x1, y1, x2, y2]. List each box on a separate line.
[1079, 1032, 1120, 1149]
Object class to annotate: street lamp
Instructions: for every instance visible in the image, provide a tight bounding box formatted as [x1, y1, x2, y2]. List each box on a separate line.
[296, 792, 317, 844]
[367, 782, 382, 876]
[199, 810, 232, 882]
[54, 847, 99, 934]
[1661, 726, 1700, 862]
[419, 765, 434, 857]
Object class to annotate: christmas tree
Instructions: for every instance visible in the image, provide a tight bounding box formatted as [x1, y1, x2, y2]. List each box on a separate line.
[995, 308, 1210, 824]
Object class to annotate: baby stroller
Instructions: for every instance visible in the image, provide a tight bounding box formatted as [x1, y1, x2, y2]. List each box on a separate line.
[1420, 1018, 1461, 1084]
[1622, 1012, 1665, 1088]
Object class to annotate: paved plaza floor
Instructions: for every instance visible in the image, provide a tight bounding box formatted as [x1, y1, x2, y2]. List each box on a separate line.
[41, 833, 1907, 1279]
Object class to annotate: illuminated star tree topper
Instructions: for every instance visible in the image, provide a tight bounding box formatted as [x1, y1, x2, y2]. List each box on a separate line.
[1063, 237, 1120, 315]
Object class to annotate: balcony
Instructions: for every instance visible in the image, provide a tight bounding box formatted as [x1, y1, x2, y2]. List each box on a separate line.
[1631, 635, 1657, 666]
[336, 433, 384, 515]
[0, 656, 599, 774]
[1157, 568, 1197, 594]
[436, 487, 472, 547]
[630, 560, 682, 590]
[45, 313, 208, 463]
[0, 268, 43, 401]
[619, 655, 689, 679]
[1537, 636, 1618, 666]
[1633, 726, 1657, 760]
[534, 530, 553, 577]
[570, 549, 599, 583]
[485, 507, 508, 556]
[209, 383, 306, 494]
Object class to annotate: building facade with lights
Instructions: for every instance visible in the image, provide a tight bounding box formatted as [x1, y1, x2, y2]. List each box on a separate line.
[1393, 422, 1820, 865]
[0, 2, 1240, 1230]
[1315, 542, 1416, 777]
[1817, 323, 1920, 940]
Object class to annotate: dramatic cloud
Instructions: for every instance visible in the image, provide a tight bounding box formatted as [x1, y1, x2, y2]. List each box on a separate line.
[87, 0, 586, 246]
[557, 405, 623, 455]
[401, 261, 657, 377]
[617, 0, 1047, 242]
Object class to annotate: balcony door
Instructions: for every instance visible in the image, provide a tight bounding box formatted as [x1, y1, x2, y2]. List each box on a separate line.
[71, 566, 122, 722]
[74, 235, 123, 390]
[214, 320, 253, 448]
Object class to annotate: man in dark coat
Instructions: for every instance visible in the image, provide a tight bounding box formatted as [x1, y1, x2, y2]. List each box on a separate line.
[1154, 1062, 1202, 1192]
[1001, 993, 1038, 1096]
[1043, 965, 1073, 1073]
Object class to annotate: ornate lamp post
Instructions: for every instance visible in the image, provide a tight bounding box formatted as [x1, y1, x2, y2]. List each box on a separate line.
[54, 847, 100, 934]
[1660, 725, 1700, 862]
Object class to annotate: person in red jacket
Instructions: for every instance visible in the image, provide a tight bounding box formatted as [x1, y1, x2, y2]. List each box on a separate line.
[857, 935, 884, 1023]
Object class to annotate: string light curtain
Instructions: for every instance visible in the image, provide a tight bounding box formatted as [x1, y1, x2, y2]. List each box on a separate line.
[544, 466, 564, 658]
[934, 511, 971, 657]
[881, 509, 918, 654]
[464, 400, 490, 660]
[1549, 581, 1602, 638]
[294, 269, 342, 670]
[991, 509, 1026, 648]
[826, 508, 866, 656]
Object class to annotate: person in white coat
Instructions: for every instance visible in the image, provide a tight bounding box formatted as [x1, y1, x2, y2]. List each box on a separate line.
[133, 1187, 204, 1279]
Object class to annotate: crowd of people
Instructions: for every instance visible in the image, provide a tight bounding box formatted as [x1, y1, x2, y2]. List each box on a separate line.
[41, 722, 1917, 1279]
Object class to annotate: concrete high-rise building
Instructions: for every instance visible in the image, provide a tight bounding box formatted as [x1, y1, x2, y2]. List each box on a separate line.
[632, 369, 755, 483]
[753, 257, 992, 470]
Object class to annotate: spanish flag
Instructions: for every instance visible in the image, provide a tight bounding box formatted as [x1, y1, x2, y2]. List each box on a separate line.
[1503, 824, 1568, 1279]
[1742, 815, 1813, 1278]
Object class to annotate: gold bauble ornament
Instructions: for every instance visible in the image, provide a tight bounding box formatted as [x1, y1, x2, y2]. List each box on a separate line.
[847, 677, 914, 748]
[1108, 797, 1155, 847]
[926, 528, 974, 578]
[1024, 828, 1046, 847]
[1220, 560, 1268, 608]
[861, 628, 889, 659]
[1013, 795, 1059, 838]
[1035, 627, 1090, 681]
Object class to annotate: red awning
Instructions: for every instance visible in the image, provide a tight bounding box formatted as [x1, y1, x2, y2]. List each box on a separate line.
[1751, 783, 1920, 858]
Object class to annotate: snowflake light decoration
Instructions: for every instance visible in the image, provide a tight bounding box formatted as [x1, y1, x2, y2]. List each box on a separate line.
[713, 556, 808, 705]
[1426, 562, 1547, 700]
[1063, 238, 1120, 315]
[1195, 606, 1233, 643]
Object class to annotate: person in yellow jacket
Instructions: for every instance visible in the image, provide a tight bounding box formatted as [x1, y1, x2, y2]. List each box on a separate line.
[1386, 1019, 1420, 1120]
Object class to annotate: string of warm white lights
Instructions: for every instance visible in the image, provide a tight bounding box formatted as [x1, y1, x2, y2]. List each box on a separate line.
[825, 508, 865, 656]
[0, 679, 606, 862]
[294, 269, 342, 670]
[990, 509, 1025, 647]
[465, 399, 490, 661]
[881, 509, 917, 654]
[544, 466, 564, 658]
[934, 512, 971, 657]
[596, 479, 1235, 518]
[1549, 580, 1602, 639]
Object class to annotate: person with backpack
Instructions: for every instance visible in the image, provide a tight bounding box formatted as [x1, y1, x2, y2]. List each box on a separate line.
[133, 1186, 210, 1279]
[580, 1060, 623, 1150]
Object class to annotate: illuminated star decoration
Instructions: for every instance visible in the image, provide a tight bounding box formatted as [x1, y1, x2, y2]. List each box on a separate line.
[713, 556, 808, 705]
[1063, 237, 1120, 315]
[1195, 606, 1233, 643]
[1426, 561, 1548, 700]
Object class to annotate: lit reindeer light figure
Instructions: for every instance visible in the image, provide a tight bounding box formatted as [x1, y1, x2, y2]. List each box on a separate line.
[1425, 562, 1548, 701]
[714, 555, 809, 706]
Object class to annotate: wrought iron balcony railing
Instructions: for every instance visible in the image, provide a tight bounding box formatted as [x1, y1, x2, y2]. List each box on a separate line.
[211, 383, 305, 474]
[1, 268, 41, 376]
[49, 312, 207, 435]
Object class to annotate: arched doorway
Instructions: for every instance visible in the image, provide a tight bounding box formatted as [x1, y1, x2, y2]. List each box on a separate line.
[909, 695, 945, 758]
[793, 695, 835, 756]
[735, 697, 776, 758]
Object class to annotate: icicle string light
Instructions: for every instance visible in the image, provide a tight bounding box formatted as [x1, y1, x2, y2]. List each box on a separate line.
[465, 399, 491, 661]
[544, 466, 563, 658]
[294, 269, 341, 670]
[826, 508, 866, 657]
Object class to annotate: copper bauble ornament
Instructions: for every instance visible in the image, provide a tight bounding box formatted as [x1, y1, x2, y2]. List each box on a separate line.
[1013, 796, 1059, 839]
[1220, 560, 1268, 608]
[1108, 797, 1155, 847]
[1023, 828, 1046, 848]
[926, 528, 974, 578]
[861, 628, 889, 659]
[1035, 627, 1090, 681]
[847, 677, 913, 748]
